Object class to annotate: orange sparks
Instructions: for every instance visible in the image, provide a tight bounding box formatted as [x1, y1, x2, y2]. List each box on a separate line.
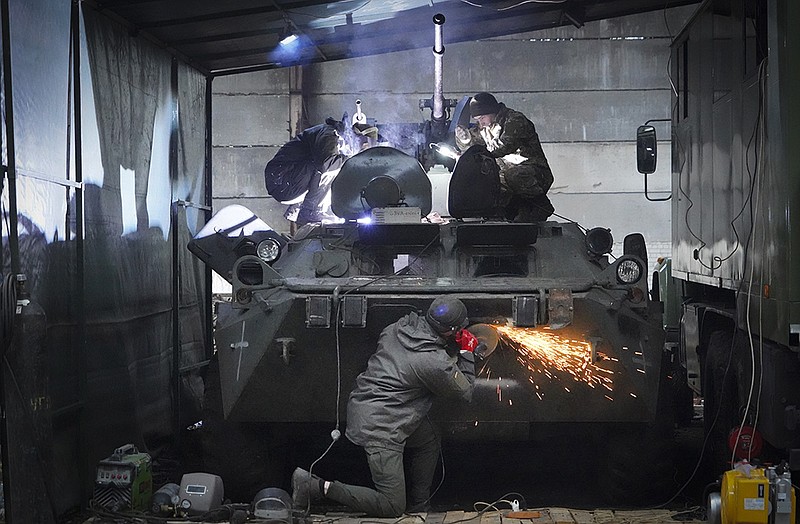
[495, 326, 615, 391]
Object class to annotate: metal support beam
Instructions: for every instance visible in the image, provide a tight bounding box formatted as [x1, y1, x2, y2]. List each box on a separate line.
[170, 57, 181, 449]
[288, 65, 304, 136]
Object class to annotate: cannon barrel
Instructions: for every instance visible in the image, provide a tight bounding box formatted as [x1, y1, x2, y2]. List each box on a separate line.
[432, 13, 446, 123]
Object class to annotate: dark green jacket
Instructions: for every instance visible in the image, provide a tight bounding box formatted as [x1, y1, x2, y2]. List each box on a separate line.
[345, 312, 475, 451]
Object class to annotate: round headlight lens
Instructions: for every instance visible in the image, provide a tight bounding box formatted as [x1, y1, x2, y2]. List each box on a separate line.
[256, 238, 281, 263]
[586, 227, 613, 256]
[616, 259, 642, 284]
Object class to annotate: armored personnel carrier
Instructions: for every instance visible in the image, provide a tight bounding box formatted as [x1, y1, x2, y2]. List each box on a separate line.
[189, 142, 688, 504]
[188, 13, 690, 506]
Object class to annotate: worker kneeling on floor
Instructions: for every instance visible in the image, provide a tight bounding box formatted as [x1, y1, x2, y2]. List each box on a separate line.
[292, 296, 482, 517]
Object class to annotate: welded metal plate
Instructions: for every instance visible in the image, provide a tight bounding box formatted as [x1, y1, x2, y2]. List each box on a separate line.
[547, 288, 573, 329]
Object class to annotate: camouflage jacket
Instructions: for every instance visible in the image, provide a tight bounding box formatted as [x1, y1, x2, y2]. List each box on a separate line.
[457, 104, 553, 194]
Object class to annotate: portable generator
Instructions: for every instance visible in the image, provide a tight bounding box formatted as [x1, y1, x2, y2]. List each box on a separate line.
[92, 444, 153, 512]
[707, 462, 796, 524]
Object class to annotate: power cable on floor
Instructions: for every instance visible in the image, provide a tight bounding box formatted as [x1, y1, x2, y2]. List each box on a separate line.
[437, 492, 528, 524]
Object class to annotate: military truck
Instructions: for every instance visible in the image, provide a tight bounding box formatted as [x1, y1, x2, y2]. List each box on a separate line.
[637, 0, 800, 475]
[190, 14, 690, 505]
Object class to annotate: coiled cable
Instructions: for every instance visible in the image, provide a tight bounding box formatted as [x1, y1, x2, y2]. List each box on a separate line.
[1, 273, 16, 353]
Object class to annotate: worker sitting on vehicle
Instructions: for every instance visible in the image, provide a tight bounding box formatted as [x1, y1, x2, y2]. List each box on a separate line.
[264, 118, 378, 227]
[455, 92, 555, 222]
[291, 296, 481, 517]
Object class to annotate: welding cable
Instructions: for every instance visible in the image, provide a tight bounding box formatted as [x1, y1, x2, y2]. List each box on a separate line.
[727, 60, 768, 467]
[743, 61, 770, 464]
[668, 506, 705, 521]
[94, 502, 251, 523]
[441, 492, 530, 524]
[360, 514, 425, 524]
[1, 272, 16, 352]
[323, 231, 442, 436]
[684, 58, 766, 272]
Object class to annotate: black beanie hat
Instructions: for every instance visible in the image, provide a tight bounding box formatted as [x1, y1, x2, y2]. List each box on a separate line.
[426, 297, 469, 334]
[469, 92, 501, 117]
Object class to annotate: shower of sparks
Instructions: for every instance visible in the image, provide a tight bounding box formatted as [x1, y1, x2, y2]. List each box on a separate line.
[495, 326, 615, 392]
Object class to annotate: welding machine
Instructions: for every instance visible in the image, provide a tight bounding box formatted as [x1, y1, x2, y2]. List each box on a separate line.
[707, 462, 796, 524]
[178, 472, 224, 516]
[92, 444, 153, 512]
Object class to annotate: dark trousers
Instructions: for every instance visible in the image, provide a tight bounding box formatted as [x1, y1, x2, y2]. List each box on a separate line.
[326, 420, 440, 517]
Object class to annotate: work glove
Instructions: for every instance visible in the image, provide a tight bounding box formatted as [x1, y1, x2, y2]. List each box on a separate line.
[455, 329, 479, 352]
[480, 123, 503, 152]
[455, 329, 488, 359]
[454, 125, 471, 146]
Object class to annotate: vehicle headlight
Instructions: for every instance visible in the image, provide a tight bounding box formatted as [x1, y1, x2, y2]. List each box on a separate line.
[616, 259, 642, 284]
[586, 227, 613, 256]
[256, 238, 281, 263]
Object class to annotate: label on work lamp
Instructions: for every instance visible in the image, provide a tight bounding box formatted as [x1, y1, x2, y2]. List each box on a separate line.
[371, 207, 421, 224]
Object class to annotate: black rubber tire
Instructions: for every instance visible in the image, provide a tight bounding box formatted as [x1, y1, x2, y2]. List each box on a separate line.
[702, 330, 739, 476]
[601, 424, 677, 507]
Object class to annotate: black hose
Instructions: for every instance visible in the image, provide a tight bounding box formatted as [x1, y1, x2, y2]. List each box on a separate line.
[1, 273, 16, 352]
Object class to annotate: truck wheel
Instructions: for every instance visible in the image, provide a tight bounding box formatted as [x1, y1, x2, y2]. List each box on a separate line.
[602, 424, 677, 506]
[200, 357, 286, 501]
[702, 330, 739, 475]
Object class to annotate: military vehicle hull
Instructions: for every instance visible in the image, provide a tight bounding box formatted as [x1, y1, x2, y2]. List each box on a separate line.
[200, 206, 680, 430]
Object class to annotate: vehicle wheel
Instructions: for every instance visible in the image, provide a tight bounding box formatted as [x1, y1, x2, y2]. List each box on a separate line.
[200, 357, 286, 501]
[702, 330, 739, 475]
[601, 424, 677, 507]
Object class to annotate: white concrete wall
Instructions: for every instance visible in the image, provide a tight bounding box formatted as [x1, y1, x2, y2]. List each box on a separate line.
[212, 68, 292, 230]
[211, 6, 695, 265]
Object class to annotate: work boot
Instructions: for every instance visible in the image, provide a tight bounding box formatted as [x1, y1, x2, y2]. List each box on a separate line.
[291, 467, 324, 508]
[512, 206, 534, 223]
[513, 195, 554, 222]
[406, 501, 431, 514]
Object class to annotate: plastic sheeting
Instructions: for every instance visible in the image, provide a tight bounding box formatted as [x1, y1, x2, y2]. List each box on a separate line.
[1, 0, 209, 519]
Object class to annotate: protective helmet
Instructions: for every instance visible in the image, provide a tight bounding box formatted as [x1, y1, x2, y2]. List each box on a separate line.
[426, 297, 468, 334]
[469, 92, 501, 117]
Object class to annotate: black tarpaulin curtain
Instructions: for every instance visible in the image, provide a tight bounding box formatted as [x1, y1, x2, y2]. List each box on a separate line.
[1, 0, 209, 519]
